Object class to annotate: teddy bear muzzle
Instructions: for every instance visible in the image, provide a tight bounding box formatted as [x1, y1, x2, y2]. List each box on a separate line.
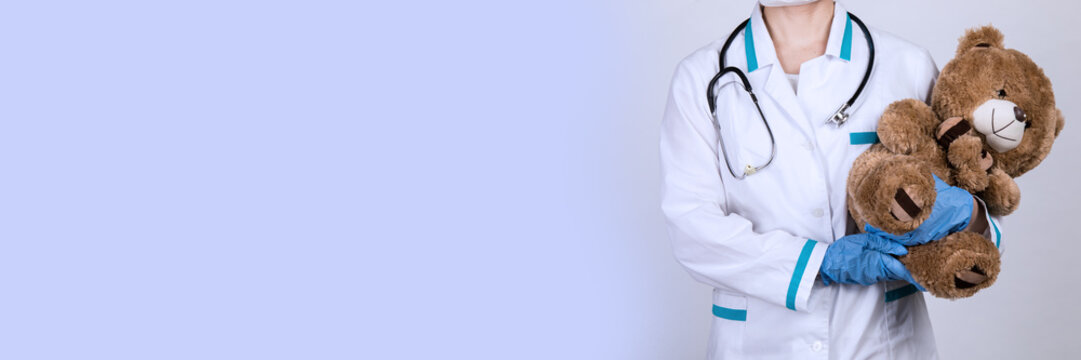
[971, 99, 1026, 152]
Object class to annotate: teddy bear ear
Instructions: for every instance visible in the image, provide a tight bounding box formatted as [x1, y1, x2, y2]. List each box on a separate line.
[956, 25, 1005, 56]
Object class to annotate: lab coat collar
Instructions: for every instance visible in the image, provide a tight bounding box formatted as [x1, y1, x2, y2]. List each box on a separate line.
[746, 4, 777, 73]
[747, 1, 854, 73]
[823, 2, 854, 62]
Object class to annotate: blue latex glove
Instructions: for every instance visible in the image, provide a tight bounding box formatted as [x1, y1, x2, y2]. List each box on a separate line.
[865, 173, 974, 246]
[819, 233, 923, 290]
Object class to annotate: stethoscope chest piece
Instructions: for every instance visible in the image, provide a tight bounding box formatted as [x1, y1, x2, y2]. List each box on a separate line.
[827, 103, 852, 127]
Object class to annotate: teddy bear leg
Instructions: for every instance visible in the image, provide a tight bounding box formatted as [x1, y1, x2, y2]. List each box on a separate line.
[900, 231, 1000, 299]
[979, 168, 1021, 216]
[849, 149, 937, 235]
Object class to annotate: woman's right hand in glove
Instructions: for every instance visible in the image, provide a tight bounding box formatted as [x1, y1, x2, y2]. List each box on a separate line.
[818, 233, 924, 290]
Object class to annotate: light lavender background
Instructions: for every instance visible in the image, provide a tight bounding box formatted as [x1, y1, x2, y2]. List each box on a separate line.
[0, 0, 1076, 359]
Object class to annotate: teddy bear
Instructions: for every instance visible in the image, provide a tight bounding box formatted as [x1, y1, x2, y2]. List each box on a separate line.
[846, 26, 1064, 299]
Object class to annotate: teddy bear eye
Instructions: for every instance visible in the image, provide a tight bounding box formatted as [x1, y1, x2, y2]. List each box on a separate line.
[997, 89, 1007, 97]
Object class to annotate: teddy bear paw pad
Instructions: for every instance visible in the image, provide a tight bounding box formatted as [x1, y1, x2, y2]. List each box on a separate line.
[954, 265, 988, 289]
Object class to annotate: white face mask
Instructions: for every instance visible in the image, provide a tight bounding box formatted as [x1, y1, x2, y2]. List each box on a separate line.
[759, 0, 820, 7]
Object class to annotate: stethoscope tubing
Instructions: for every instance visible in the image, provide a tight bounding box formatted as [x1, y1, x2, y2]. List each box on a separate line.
[706, 12, 874, 179]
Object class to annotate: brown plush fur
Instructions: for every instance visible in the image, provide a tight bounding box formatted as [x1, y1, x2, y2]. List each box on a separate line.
[932, 26, 1062, 184]
[847, 26, 1063, 299]
[947, 135, 991, 191]
[900, 231, 1000, 298]
[847, 146, 936, 234]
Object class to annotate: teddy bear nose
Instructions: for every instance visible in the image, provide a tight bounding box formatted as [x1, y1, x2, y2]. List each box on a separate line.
[1014, 106, 1027, 122]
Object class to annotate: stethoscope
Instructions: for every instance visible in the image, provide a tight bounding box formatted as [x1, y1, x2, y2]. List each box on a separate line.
[706, 12, 875, 179]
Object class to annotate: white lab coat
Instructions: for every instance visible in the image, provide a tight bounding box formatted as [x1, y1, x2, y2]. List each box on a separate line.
[660, 2, 1004, 359]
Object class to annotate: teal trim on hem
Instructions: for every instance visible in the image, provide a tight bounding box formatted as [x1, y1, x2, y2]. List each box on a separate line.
[849, 132, 879, 145]
[840, 13, 853, 61]
[744, 21, 758, 72]
[786, 239, 818, 311]
[712, 305, 747, 321]
[990, 217, 1001, 248]
[885, 284, 919, 303]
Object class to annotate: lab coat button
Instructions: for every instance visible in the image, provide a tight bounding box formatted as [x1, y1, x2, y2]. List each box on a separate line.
[812, 341, 823, 352]
[802, 142, 814, 150]
[812, 208, 825, 217]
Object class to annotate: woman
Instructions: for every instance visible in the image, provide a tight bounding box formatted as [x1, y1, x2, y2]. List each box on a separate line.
[659, 0, 999, 358]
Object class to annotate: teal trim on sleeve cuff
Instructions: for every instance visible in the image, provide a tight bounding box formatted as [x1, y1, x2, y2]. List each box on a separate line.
[712, 305, 747, 321]
[849, 132, 879, 145]
[885, 284, 919, 303]
[840, 13, 853, 61]
[786, 239, 818, 311]
[990, 216, 1001, 248]
[744, 20, 758, 72]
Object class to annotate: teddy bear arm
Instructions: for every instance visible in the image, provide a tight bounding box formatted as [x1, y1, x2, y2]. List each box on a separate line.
[877, 99, 941, 158]
[946, 134, 992, 192]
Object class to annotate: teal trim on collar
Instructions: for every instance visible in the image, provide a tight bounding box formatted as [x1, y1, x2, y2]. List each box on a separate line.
[885, 284, 919, 303]
[786, 239, 817, 311]
[744, 20, 758, 72]
[840, 13, 853, 61]
[990, 216, 1001, 248]
[849, 132, 879, 145]
[712, 305, 747, 321]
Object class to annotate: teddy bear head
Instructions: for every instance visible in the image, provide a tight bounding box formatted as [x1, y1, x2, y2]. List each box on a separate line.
[930, 25, 1063, 177]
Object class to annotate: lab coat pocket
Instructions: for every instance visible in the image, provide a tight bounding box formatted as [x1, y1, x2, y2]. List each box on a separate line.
[844, 126, 879, 169]
[708, 289, 747, 359]
[883, 281, 922, 340]
[844, 95, 885, 152]
[882, 281, 937, 358]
